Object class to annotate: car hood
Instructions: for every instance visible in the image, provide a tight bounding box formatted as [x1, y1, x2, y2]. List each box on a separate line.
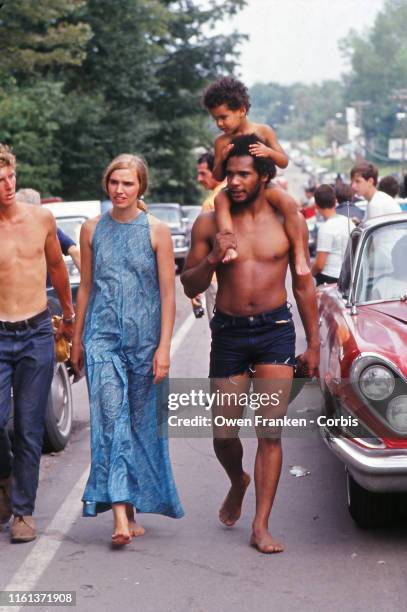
[351, 302, 407, 372]
[364, 302, 407, 325]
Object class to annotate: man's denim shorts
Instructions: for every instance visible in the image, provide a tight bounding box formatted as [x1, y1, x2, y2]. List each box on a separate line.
[209, 302, 296, 378]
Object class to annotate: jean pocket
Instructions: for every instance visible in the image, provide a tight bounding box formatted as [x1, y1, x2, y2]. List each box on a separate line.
[210, 316, 228, 334]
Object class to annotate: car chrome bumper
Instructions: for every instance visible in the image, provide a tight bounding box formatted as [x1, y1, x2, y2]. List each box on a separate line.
[322, 426, 407, 492]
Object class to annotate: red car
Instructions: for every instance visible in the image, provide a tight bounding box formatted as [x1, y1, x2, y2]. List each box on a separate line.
[317, 212, 407, 528]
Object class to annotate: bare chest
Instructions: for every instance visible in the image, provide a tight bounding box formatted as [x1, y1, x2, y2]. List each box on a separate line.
[232, 215, 290, 264]
[0, 223, 46, 272]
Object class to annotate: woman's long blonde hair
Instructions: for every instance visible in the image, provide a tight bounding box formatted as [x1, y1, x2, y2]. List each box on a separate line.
[102, 154, 148, 212]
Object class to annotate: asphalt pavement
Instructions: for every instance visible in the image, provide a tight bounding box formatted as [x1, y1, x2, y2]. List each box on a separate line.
[1, 166, 407, 612]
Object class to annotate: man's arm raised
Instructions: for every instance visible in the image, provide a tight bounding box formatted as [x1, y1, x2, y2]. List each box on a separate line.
[289, 219, 320, 377]
[181, 213, 236, 298]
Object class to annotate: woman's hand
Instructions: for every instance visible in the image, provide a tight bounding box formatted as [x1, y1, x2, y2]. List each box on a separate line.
[70, 339, 84, 378]
[153, 344, 170, 384]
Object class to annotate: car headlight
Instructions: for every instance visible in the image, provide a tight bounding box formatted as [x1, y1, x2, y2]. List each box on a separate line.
[359, 365, 395, 401]
[386, 396, 407, 433]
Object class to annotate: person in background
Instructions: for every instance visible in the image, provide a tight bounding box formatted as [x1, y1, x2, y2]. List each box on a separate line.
[377, 175, 400, 200]
[350, 162, 401, 219]
[191, 151, 226, 321]
[334, 183, 364, 223]
[301, 185, 316, 219]
[311, 184, 355, 285]
[16, 188, 81, 272]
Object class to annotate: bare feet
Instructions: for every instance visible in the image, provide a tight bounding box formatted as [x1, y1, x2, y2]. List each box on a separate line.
[111, 528, 132, 547]
[219, 472, 251, 527]
[126, 504, 145, 537]
[222, 247, 238, 264]
[111, 503, 132, 547]
[250, 530, 284, 554]
[295, 254, 310, 276]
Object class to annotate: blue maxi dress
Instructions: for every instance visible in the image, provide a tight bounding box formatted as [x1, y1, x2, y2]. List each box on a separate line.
[82, 211, 184, 519]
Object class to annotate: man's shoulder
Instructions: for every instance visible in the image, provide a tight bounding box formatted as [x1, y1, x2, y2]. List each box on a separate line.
[193, 209, 216, 235]
[20, 202, 53, 225]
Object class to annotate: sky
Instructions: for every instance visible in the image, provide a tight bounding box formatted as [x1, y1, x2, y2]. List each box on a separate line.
[218, 0, 386, 85]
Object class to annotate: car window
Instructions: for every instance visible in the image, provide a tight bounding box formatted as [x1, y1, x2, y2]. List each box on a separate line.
[183, 208, 200, 221]
[149, 207, 181, 224]
[355, 222, 407, 303]
[56, 216, 87, 243]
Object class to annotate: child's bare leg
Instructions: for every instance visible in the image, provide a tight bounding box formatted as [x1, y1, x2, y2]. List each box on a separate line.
[214, 191, 238, 263]
[285, 213, 310, 275]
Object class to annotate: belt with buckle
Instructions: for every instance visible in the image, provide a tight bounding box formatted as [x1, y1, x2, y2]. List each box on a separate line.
[0, 309, 50, 331]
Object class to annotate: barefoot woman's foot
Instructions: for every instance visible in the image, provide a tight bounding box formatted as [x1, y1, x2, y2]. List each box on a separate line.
[111, 528, 132, 547]
[250, 530, 284, 554]
[126, 504, 145, 537]
[219, 472, 251, 527]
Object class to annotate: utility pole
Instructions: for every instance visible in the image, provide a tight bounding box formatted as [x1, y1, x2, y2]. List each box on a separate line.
[351, 101, 370, 161]
[390, 89, 407, 178]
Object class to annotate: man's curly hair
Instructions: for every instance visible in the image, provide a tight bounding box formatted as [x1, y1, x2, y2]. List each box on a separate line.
[202, 77, 251, 112]
[223, 134, 276, 182]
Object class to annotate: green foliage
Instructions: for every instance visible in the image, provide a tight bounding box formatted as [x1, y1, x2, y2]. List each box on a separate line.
[340, 0, 407, 155]
[0, 0, 246, 201]
[249, 80, 345, 142]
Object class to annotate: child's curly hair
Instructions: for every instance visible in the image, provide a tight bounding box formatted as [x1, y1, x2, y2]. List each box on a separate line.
[202, 77, 251, 112]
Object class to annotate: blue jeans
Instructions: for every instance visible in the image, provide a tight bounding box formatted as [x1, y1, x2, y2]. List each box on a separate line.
[0, 310, 54, 515]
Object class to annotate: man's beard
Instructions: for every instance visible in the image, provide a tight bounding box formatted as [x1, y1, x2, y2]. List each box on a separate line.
[229, 181, 262, 206]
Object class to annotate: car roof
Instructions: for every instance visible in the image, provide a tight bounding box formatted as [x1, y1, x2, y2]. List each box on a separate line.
[43, 201, 101, 219]
[361, 211, 407, 230]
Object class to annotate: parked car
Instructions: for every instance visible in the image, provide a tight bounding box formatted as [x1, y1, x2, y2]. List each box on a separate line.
[181, 205, 201, 243]
[317, 212, 407, 528]
[148, 203, 189, 271]
[26, 201, 100, 451]
[45, 200, 101, 303]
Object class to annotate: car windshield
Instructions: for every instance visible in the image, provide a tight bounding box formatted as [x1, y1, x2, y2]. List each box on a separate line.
[183, 208, 200, 221]
[149, 207, 180, 224]
[355, 221, 407, 303]
[57, 216, 87, 243]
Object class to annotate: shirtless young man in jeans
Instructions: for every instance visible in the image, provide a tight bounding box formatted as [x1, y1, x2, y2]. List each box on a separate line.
[0, 144, 74, 543]
[181, 135, 319, 553]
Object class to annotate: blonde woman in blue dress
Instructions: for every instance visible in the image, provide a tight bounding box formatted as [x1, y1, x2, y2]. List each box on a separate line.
[71, 154, 184, 546]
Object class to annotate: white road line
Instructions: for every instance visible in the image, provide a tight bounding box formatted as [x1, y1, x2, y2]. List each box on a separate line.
[170, 312, 195, 358]
[0, 313, 195, 611]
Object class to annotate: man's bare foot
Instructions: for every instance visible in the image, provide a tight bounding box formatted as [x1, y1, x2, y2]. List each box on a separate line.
[295, 254, 310, 276]
[219, 472, 250, 527]
[222, 247, 238, 264]
[126, 504, 145, 537]
[250, 530, 284, 554]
